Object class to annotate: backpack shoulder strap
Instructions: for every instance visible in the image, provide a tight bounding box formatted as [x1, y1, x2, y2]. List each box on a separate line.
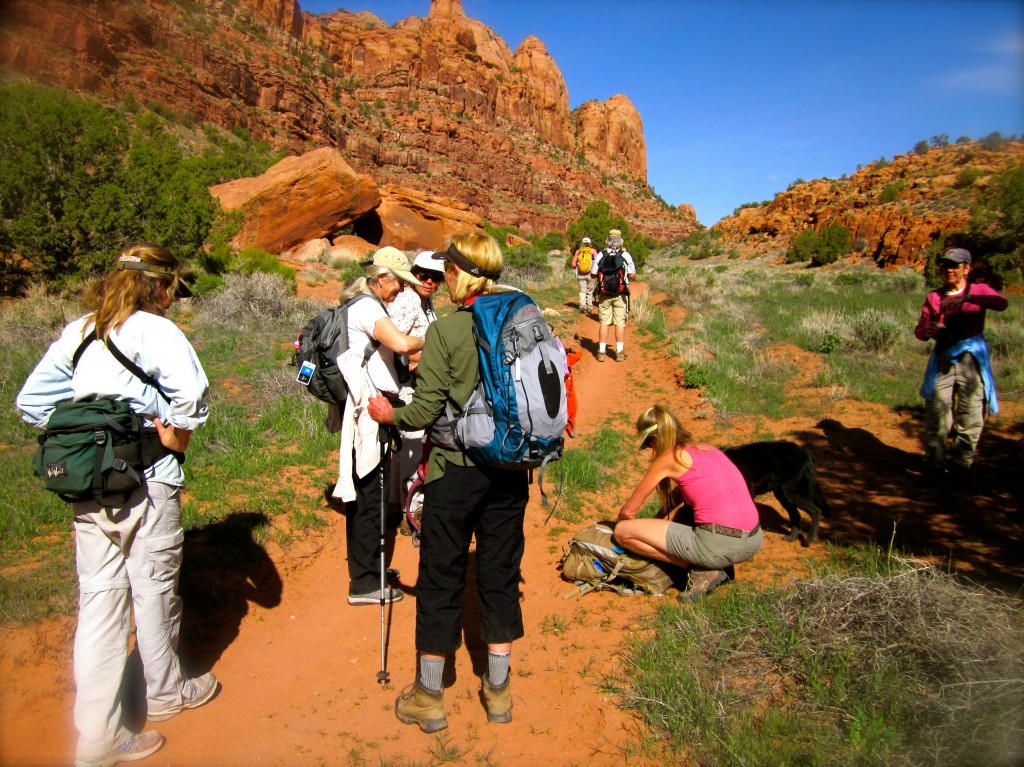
[340, 293, 383, 365]
[72, 331, 171, 403]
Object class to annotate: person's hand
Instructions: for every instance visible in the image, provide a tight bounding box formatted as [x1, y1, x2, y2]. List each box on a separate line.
[940, 288, 969, 313]
[923, 322, 944, 339]
[367, 395, 395, 424]
[154, 418, 191, 452]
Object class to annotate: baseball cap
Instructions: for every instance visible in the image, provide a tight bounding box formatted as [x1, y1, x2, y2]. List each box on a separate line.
[412, 250, 445, 274]
[370, 246, 423, 286]
[940, 248, 971, 265]
[582, 237, 591, 243]
[608, 229, 622, 238]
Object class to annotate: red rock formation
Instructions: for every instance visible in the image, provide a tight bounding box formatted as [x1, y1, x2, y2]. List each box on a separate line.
[371, 184, 485, 251]
[0, 0, 696, 245]
[210, 148, 380, 253]
[575, 95, 647, 181]
[715, 141, 1024, 267]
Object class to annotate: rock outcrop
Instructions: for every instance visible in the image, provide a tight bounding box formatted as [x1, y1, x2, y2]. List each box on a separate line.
[575, 95, 647, 181]
[209, 148, 380, 253]
[715, 140, 1024, 267]
[0, 0, 695, 243]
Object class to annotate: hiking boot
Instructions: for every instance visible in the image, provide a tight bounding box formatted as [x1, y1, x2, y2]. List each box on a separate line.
[148, 672, 219, 721]
[75, 731, 164, 767]
[348, 586, 404, 605]
[480, 674, 513, 724]
[677, 569, 729, 603]
[395, 682, 447, 733]
[596, 353, 606, 362]
[617, 351, 628, 362]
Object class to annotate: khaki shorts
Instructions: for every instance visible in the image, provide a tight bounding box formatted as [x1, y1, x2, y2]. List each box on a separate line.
[597, 295, 627, 326]
[665, 523, 763, 570]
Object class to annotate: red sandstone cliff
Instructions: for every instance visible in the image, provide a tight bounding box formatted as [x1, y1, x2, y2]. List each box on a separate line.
[0, 0, 694, 244]
[715, 141, 1024, 267]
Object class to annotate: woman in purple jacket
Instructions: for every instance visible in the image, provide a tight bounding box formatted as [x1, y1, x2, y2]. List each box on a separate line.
[914, 248, 1008, 477]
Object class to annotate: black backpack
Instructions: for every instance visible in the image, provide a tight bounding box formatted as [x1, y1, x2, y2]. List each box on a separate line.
[597, 249, 627, 296]
[291, 294, 381, 405]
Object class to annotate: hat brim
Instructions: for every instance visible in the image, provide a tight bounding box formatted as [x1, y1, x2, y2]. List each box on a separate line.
[391, 268, 424, 287]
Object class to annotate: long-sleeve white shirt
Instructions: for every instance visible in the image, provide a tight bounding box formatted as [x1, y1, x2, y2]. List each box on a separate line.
[17, 311, 210, 486]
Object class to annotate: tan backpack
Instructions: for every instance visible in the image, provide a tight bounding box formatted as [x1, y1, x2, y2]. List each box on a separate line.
[559, 522, 675, 598]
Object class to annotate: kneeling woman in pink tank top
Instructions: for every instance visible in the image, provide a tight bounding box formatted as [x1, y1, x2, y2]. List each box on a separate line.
[614, 405, 762, 602]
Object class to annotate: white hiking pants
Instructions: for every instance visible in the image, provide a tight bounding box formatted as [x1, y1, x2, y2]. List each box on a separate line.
[73, 481, 186, 761]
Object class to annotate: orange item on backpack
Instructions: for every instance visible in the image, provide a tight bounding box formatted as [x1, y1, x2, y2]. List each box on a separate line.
[564, 349, 583, 438]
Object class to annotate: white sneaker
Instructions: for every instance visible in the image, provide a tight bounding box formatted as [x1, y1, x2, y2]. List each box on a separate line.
[75, 731, 164, 767]
[148, 672, 219, 721]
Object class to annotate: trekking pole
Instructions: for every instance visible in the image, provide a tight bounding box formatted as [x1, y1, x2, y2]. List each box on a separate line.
[376, 426, 391, 687]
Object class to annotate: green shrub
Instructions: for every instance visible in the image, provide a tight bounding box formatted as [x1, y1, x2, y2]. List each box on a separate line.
[502, 245, 552, 284]
[812, 223, 851, 266]
[683, 365, 711, 389]
[954, 167, 983, 189]
[786, 228, 820, 263]
[237, 248, 296, 286]
[913, 139, 930, 155]
[879, 181, 906, 203]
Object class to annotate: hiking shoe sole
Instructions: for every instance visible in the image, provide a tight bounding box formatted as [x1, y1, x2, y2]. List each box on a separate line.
[348, 587, 404, 605]
[148, 672, 219, 721]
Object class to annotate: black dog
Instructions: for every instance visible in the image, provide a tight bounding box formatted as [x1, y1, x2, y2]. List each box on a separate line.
[723, 441, 831, 546]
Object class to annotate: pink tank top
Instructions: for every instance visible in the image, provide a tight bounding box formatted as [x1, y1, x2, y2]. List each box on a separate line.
[675, 446, 759, 529]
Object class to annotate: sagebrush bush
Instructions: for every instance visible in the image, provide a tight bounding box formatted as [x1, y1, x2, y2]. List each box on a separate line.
[193, 273, 314, 331]
[850, 308, 903, 353]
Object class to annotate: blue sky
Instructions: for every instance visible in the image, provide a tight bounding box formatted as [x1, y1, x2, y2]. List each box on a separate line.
[302, 0, 1024, 226]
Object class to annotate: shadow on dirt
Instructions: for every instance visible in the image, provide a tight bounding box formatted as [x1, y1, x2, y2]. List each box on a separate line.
[119, 511, 283, 728]
[791, 417, 1023, 590]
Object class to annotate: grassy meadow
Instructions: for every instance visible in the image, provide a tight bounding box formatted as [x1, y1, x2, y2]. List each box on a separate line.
[1, 251, 1022, 766]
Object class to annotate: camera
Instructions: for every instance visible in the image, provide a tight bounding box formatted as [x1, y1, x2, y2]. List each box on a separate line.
[296, 360, 316, 386]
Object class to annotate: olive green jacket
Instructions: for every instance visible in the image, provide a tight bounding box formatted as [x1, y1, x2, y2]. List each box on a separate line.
[391, 307, 479, 482]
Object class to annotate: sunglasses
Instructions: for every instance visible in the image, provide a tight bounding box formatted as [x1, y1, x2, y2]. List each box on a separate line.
[413, 269, 441, 282]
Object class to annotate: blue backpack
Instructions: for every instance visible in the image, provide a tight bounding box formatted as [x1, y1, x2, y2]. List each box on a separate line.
[434, 290, 567, 502]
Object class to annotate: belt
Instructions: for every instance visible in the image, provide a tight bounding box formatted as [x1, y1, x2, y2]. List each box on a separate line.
[697, 523, 760, 539]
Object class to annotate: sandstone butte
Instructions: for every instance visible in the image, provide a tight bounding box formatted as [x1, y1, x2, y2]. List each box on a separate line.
[0, 0, 699, 256]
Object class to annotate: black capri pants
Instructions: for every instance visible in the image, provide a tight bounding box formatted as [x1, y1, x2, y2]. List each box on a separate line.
[416, 461, 529, 656]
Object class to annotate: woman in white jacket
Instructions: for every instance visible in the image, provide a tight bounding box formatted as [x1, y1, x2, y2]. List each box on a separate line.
[17, 243, 214, 767]
[329, 247, 424, 605]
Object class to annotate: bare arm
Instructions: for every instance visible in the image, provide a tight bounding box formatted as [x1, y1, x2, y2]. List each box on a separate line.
[617, 449, 687, 521]
[373, 316, 425, 355]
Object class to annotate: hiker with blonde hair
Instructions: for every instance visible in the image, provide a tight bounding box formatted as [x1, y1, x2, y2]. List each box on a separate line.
[17, 242, 214, 767]
[614, 405, 762, 602]
[368, 232, 528, 732]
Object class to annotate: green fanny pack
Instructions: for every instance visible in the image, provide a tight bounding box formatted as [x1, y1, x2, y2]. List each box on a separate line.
[34, 398, 173, 504]
[32, 333, 180, 506]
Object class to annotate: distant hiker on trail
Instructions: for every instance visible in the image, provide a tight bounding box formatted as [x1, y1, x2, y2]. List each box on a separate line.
[328, 247, 425, 606]
[16, 243, 215, 767]
[571, 236, 596, 313]
[367, 233, 528, 733]
[613, 405, 763, 603]
[591, 228, 636, 362]
[914, 247, 1008, 479]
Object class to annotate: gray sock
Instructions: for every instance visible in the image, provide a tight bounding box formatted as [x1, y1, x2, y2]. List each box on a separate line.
[487, 651, 511, 686]
[418, 656, 444, 693]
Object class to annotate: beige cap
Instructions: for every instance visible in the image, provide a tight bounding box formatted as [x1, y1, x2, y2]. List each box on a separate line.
[608, 229, 622, 238]
[371, 246, 423, 286]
